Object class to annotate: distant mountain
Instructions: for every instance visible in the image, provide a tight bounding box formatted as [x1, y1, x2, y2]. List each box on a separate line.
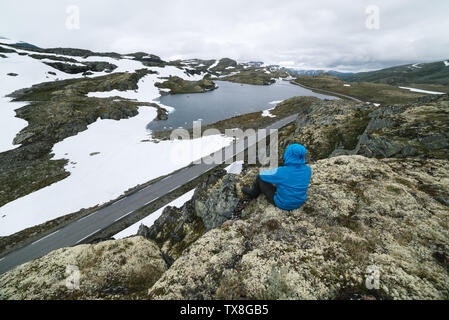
[282, 68, 354, 77]
[247, 61, 264, 67]
[341, 60, 449, 86]
[0, 36, 41, 49]
[10, 42, 41, 50]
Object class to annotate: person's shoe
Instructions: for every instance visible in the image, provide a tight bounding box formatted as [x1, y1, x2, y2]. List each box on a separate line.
[242, 187, 257, 199]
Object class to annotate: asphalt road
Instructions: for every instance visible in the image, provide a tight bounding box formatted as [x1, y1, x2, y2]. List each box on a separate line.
[290, 80, 363, 102]
[0, 113, 298, 274]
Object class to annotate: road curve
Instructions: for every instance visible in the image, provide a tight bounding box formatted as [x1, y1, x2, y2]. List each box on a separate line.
[290, 80, 364, 103]
[0, 113, 298, 274]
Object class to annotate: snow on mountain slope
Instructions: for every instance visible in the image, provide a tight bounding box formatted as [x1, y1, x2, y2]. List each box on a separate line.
[399, 86, 445, 95]
[0, 48, 81, 153]
[207, 60, 220, 71]
[0, 105, 233, 236]
[86, 66, 205, 104]
[0, 42, 233, 236]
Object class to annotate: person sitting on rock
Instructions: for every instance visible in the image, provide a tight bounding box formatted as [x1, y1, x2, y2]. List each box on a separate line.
[242, 143, 312, 210]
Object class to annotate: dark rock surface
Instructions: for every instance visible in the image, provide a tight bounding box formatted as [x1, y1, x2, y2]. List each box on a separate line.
[137, 168, 240, 258]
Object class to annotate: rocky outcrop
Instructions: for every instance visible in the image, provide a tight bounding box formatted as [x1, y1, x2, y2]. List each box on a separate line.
[194, 173, 240, 230]
[218, 70, 277, 85]
[155, 106, 169, 120]
[0, 46, 16, 54]
[354, 95, 449, 160]
[281, 94, 449, 162]
[155, 76, 217, 94]
[137, 169, 240, 259]
[2, 155, 447, 300]
[280, 97, 373, 161]
[149, 156, 449, 300]
[29, 54, 80, 63]
[2, 44, 122, 59]
[127, 52, 166, 67]
[43, 61, 117, 74]
[0, 237, 168, 299]
[146, 96, 449, 300]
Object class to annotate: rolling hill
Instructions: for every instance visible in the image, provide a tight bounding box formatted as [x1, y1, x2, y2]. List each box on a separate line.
[341, 60, 449, 86]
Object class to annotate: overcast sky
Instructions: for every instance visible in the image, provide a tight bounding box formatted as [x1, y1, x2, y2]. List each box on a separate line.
[1, 0, 448, 71]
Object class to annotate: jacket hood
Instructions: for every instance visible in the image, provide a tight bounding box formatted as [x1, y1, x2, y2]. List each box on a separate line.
[284, 144, 307, 166]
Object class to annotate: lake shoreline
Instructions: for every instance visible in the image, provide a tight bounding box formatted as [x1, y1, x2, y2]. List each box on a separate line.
[147, 79, 337, 132]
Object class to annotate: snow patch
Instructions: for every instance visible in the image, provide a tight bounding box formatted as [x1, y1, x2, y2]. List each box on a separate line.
[225, 161, 244, 175]
[218, 71, 240, 78]
[0, 50, 83, 153]
[86, 65, 202, 111]
[0, 106, 233, 236]
[208, 60, 219, 70]
[262, 107, 276, 118]
[40, 58, 86, 67]
[399, 86, 445, 95]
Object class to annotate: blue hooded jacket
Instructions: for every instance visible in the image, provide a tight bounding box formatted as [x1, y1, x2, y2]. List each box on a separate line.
[259, 144, 312, 210]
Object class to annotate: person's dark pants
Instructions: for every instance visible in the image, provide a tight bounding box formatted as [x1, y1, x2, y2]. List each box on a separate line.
[243, 175, 276, 205]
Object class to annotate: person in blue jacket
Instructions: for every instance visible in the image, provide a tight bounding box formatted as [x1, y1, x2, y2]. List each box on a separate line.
[242, 144, 312, 210]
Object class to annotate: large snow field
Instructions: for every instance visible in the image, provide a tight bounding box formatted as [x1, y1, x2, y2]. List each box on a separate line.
[0, 42, 229, 236]
[0, 50, 80, 153]
[0, 105, 233, 236]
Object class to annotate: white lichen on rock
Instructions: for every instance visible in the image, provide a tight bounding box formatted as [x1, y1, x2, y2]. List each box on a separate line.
[149, 156, 449, 300]
[0, 237, 167, 299]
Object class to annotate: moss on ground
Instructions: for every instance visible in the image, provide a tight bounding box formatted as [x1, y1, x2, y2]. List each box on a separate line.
[294, 74, 428, 104]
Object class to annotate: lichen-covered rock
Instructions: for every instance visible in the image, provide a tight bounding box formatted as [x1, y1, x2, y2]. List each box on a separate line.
[149, 156, 449, 300]
[281, 97, 373, 161]
[139, 169, 239, 259]
[43, 61, 117, 74]
[0, 237, 168, 300]
[137, 203, 205, 260]
[194, 173, 240, 231]
[354, 95, 449, 159]
[155, 76, 217, 94]
[282, 94, 449, 162]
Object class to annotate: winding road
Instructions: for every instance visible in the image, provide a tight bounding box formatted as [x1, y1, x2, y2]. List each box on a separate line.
[0, 113, 298, 274]
[290, 80, 363, 102]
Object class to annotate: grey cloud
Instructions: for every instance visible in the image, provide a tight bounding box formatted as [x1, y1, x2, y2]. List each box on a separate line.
[1, 0, 448, 71]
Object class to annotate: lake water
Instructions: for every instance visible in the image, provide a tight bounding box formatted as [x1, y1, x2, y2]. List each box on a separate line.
[147, 79, 338, 131]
